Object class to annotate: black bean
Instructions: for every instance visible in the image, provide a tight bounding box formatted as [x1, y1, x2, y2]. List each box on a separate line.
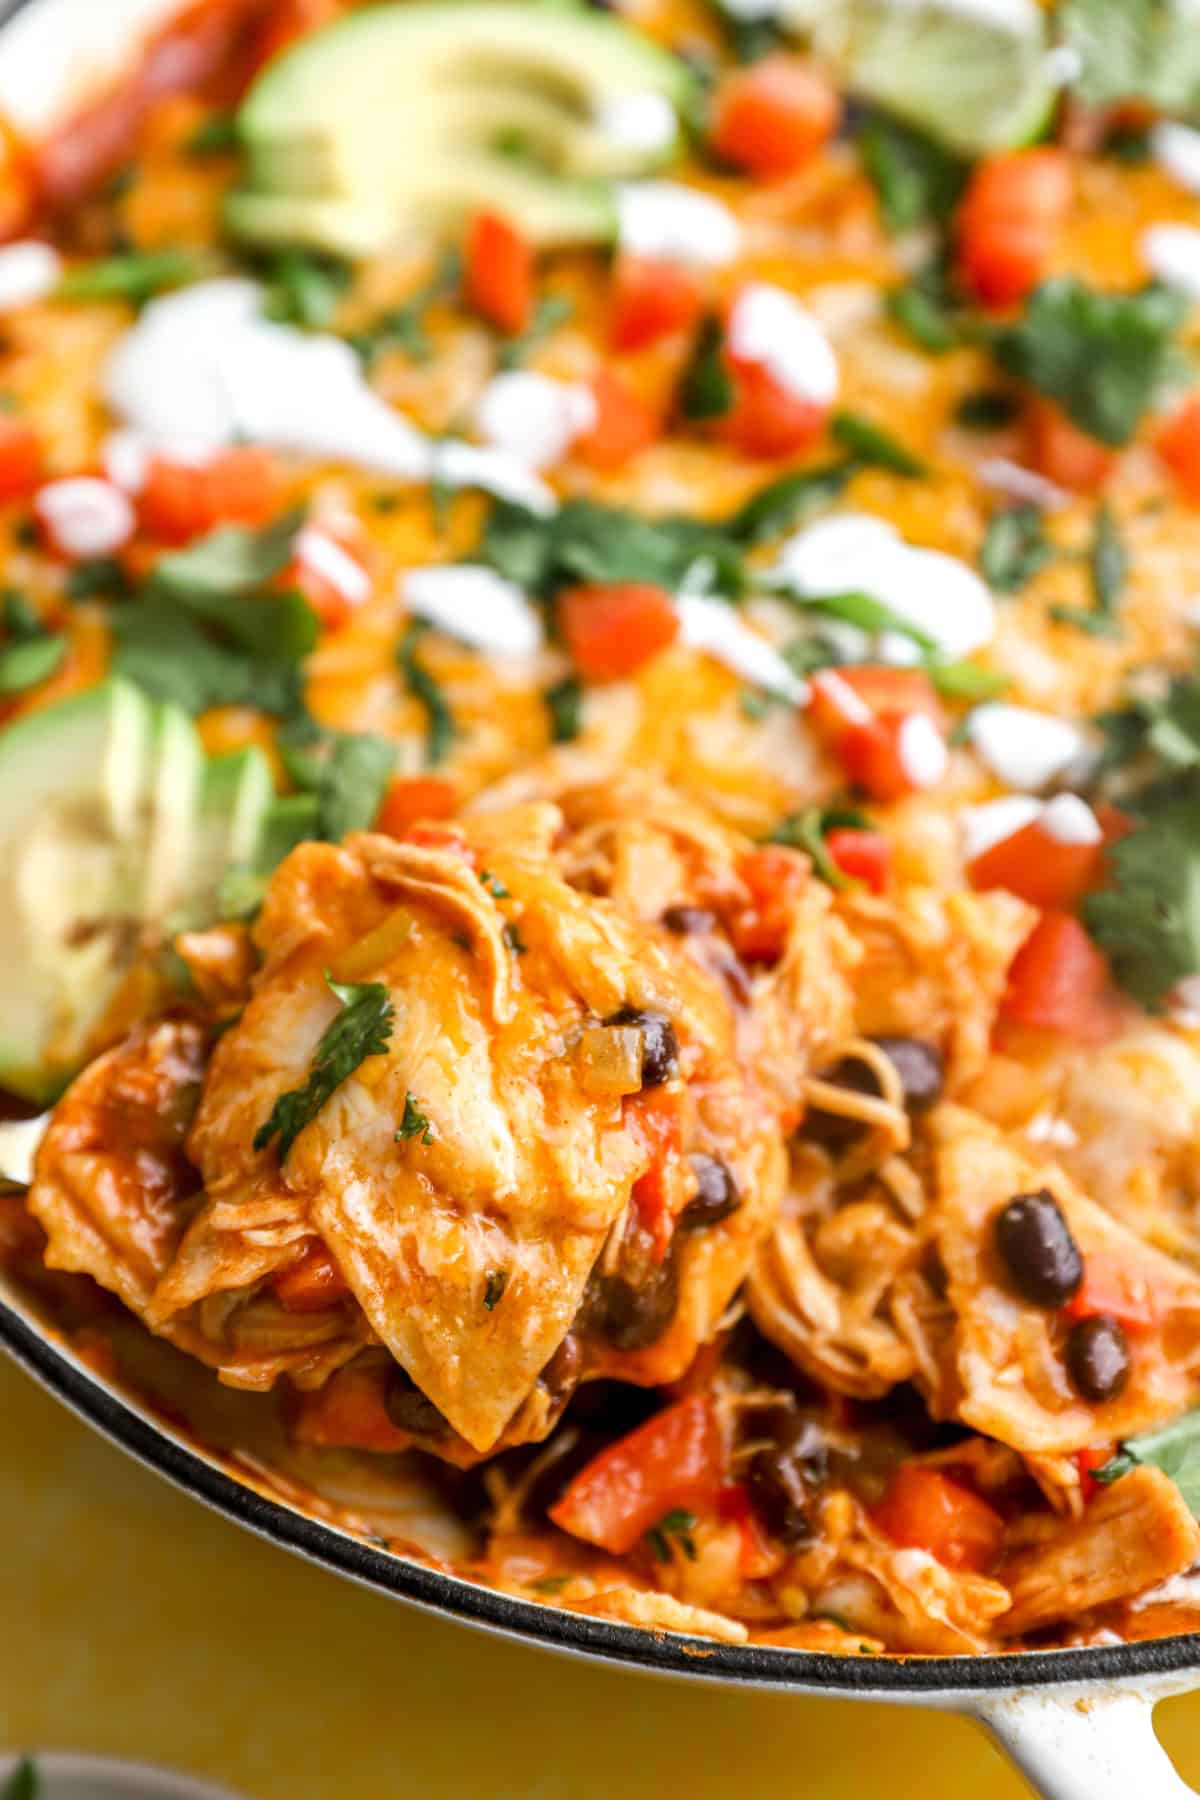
[604, 1006, 679, 1087]
[994, 1189, 1084, 1308]
[745, 1411, 828, 1547]
[384, 1366, 447, 1437]
[871, 1036, 944, 1112]
[804, 1035, 943, 1151]
[539, 1333, 582, 1407]
[661, 905, 717, 936]
[679, 1153, 741, 1231]
[586, 1251, 679, 1350]
[1066, 1314, 1130, 1402]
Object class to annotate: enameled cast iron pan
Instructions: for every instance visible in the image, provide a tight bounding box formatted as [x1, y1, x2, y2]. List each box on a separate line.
[2, 3, 1199, 1792]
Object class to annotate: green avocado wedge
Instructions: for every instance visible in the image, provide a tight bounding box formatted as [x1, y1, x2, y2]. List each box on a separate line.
[228, 1, 693, 254]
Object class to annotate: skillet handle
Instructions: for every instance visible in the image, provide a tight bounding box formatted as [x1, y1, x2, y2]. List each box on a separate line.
[973, 1687, 1197, 1799]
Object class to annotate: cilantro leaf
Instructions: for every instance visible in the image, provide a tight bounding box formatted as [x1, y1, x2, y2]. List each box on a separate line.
[955, 390, 1020, 431]
[254, 973, 395, 1160]
[186, 112, 239, 156]
[311, 733, 396, 841]
[349, 249, 461, 367]
[3, 1759, 38, 1800]
[725, 462, 853, 546]
[778, 586, 937, 651]
[497, 293, 574, 372]
[0, 633, 64, 695]
[483, 1267, 509, 1309]
[1096, 1406, 1200, 1515]
[831, 411, 927, 477]
[886, 281, 960, 353]
[679, 315, 734, 421]
[545, 674, 582, 743]
[396, 1090, 435, 1143]
[259, 249, 352, 330]
[397, 621, 456, 765]
[150, 507, 306, 603]
[646, 1507, 699, 1562]
[768, 804, 873, 891]
[992, 279, 1188, 447]
[1061, 0, 1200, 114]
[58, 248, 210, 305]
[480, 498, 746, 598]
[112, 602, 306, 715]
[979, 503, 1054, 592]
[1084, 773, 1200, 1009]
[858, 113, 966, 235]
[925, 659, 1008, 700]
[1091, 501, 1129, 618]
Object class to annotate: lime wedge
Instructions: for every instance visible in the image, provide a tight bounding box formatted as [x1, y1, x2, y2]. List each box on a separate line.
[785, 0, 1057, 156]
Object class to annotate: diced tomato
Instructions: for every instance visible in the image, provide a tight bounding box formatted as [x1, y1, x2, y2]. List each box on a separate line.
[465, 210, 534, 336]
[559, 581, 679, 681]
[139, 446, 284, 544]
[280, 518, 371, 630]
[549, 1395, 724, 1554]
[1074, 1446, 1111, 1504]
[610, 255, 704, 352]
[1157, 396, 1200, 505]
[825, 827, 891, 894]
[291, 1362, 411, 1453]
[808, 668, 946, 802]
[729, 844, 808, 964]
[957, 148, 1073, 308]
[272, 1242, 350, 1314]
[872, 1464, 1004, 1573]
[626, 1084, 688, 1258]
[718, 358, 830, 460]
[575, 369, 659, 471]
[1064, 1255, 1162, 1334]
[969, 816, 1105, 911]
[375, 775, 458, 838]
[710, 55, 840, 180]
[1026, 397, 1117, 494]
[717, 1482, 778, 1578]
[1000, 910, 1121, 1042]
[249, 0, 342, 69]
[0, 415, 41, 504]
[404, 822, 478, 866]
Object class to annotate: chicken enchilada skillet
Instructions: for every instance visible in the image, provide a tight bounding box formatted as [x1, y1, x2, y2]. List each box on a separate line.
[7, 0, 1200, 1663]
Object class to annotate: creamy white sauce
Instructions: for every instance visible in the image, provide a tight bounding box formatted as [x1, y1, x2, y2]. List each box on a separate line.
[726, 283, 839, 406]
[1152, 121, 1200, 197]
[404, 566, 543, 658]
[1142, 223, 1200, 300]
[597, 92, 679, 157]
[967, 702, 1085, 791]
[34, 477, 134, 559]
[0, 0, 181, 135]
[773, 512, 995, 657]
[104, 280, 555, 514]
[616, 182, 742, 268]
[676, 596, 808, 703]
[0, 242, 61, 313]
[475, 372, 596, 472]
[960, 795, 1043, 862]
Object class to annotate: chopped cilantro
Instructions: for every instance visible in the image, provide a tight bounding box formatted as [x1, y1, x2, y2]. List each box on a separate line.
[0, 633, 64, 696]
[480, 497, 746, 599]
[1091, 501, 1129, 618]
[497, 293, 574, 372]
[858, 113, 966, 235]
[545, 674, 583, 742]
[925, 659, 1008, 701]
[979, 503, 1054, 593]
[254, 974, 395, 1160]
[768, 804, 874, 891]
[349, 249, 461, 367]
[886, 280, 960, 353]
[646, 1507, 699, 1562]
[1, 591, 40, 640]
[992, 279, 1188, 448]
[504, 921, 528, 955]
[3, 1759, 37, 1800]
[397, 621, 457, 765]
[831, 411, 927, 477]
[955, 389, 1020, 431]
[57, 247, 210, 305]
[483, 1268, 509, 1309]
[260, 249, 352, 330]
[65, 556, 130, 601]
[186, 111, 239, 156]
[151, 507, 305, 601]
[311, 733, 396, 841]
[1084, 773, 1200, 1009]
[725, 462, 853, 546]
[479, 869, 510, 898]
[679, 314, 734, 421]
[396, 1090, 435, 1143]
[1096, 1406, 1200, 1513]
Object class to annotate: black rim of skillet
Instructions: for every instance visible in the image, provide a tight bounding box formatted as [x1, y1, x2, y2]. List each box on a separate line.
[1, 0, 1199, 1699]
[2, 1298, 1199, 1695]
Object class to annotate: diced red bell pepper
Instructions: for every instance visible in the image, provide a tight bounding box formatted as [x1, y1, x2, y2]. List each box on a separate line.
[575, 369, 659, 471]
[465, 210, 534, 336]
[549, 1395, 724, 1554]
[559, 581, 679, 681]
[610, 255, 704, 352]
[272, 1241, 350, 1314]
[710, 55, 840, 180]
[729, 844, 809, 964]
[969, 815, 1105, 911]
[375, 774, 458, 839]
[248, 0, 342, 69]
[140, 446, 284, 543]
[808, 668, 946, 802]
[0, 415, 41, 504]
[1000, 910, 1120, 1042]
[957, 148, 1073, 308]
[824, 826, 891, 893]
[1026, 398, 1116, 494]
[1064, 1255, 1162, 1334]
[1157, 396, 1200, 506]
[872, 1464, 1004, 1573]
[717, 1482, 777, 1577]
[625, 1083, 688, 1259]
[718, 357, 830, 460]
[808, 666, 941, 736]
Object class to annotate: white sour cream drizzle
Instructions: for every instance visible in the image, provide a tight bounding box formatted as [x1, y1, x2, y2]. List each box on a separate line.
[616, 182, 742, 267]
[104, 280, 555, 513]
[1152, 121, 1200, 197]
[1142, 223, 1200, 300]
[676, 596, 809, 703]
[726, 283, 839, 407]
[475, 371, 596, 472]
[0, 242, 62, 313]
[0, 0, 181, 135]
[967, 702, 1085, 791]
[404, 566, 544, 658]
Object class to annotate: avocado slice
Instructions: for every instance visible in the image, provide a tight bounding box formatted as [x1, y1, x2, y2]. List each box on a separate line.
[0, 680, 157, 1102]
[229, 1, 692, 254]
[185, 745, 275, 925]
[141, 701, 204, 925]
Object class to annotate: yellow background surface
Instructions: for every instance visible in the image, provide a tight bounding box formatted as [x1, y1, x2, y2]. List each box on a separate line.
[2, 1356, 1200, 1800]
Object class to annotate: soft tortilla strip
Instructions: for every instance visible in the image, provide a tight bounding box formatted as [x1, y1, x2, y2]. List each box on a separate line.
[929, 1106, 1200, 1454]
[997, 1465, 1200, 1636]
